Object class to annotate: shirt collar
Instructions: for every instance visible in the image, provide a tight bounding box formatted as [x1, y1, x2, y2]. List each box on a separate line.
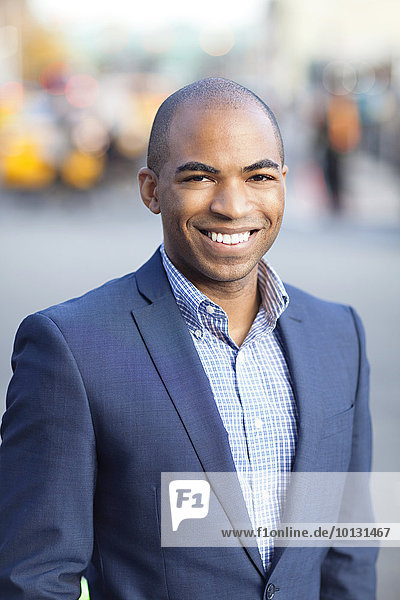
[160, 242, 289, 340]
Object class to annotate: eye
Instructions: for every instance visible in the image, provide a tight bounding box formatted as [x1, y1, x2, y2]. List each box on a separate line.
[183, 175, 213, 182]
[247, 173, 274, 182]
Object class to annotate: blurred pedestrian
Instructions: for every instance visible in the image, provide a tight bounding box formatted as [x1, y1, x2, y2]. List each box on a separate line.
[316, 90, 361, 213]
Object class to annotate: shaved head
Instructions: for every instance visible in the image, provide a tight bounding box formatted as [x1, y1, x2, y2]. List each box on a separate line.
[147, 78, 284, 176]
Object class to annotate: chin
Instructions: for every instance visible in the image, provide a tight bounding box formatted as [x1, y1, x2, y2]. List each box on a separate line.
[199, 262, 258, 284]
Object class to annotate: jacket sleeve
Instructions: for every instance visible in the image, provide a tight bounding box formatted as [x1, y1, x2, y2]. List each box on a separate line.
[0, 313, 97, 599]
[320, 307, 378, 599]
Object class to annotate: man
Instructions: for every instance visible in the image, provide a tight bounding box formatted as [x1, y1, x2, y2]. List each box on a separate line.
[0, 78, 377, 599]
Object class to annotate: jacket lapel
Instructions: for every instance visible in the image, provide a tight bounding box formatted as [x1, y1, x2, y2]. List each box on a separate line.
[269, 293, 327, 571]
[132, 250, 265, 576]
[277, 301, 324, 475]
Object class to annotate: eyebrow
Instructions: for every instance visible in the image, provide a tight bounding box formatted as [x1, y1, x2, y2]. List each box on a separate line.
[176, 162, 219, 175]
[242, 159, 280, 173]
[175, 158, 280, 176]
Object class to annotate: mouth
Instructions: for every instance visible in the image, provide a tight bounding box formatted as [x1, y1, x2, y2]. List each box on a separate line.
[199, 229, 257, 245]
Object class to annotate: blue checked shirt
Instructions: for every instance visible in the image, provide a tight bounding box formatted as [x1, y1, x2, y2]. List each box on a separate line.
[160, 244, 298, 570]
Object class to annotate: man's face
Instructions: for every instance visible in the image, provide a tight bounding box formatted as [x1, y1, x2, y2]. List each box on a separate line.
[142, 101, 287, 289]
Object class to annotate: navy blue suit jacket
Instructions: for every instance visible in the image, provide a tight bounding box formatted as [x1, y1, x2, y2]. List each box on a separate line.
[0, 248, 377, 599]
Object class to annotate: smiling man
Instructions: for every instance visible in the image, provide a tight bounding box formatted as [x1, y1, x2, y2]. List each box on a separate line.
[139, 92, 287, 347]
[0, 79, 377, 599]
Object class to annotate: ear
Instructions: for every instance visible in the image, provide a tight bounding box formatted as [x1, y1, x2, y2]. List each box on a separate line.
[281, 164, 288, 195]
[138, 167, 160, 214]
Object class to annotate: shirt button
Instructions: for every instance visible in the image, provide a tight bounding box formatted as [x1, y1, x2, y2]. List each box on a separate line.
[194, 329, 202, 338]
[254, 418, 264, 431]
[265, 583, 276, 599]
[206, 305, 215, 314]
[236, 352, 244, 364]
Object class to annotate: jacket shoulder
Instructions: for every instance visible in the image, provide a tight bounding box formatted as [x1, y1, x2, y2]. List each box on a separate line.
[283, 282, 362, 333]
[36, 271, 139, 324]
[284, 282, 348, 311]
[35, 248, 165, 326]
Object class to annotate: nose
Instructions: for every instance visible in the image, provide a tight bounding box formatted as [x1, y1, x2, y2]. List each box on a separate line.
[209, 181, 253, 220]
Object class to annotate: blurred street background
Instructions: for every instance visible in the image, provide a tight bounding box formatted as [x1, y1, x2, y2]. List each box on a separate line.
[1, 0, 399, 597]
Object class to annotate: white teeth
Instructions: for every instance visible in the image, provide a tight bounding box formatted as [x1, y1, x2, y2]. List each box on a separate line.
[205, 231, 252, 245]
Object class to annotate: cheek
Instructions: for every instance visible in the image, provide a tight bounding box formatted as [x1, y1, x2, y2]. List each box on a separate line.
[161, 213, 180, 239]
[160, 205, 192, 243]
[161, 198, 202, 232]
[261, 193, 285, 216]
[159, 196, 182, 226]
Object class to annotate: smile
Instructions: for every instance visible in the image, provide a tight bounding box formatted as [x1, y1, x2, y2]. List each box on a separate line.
[200, 230, 252, 245]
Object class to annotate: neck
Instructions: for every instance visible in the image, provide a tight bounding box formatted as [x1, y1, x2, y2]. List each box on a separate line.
[195, 270, 261, 347]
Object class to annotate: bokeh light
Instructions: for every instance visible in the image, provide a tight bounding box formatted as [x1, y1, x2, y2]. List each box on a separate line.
[39, 62, 70, 95]
[65, 74, 99, 108]
[323, 61, 357, 95]
[72, 116, 110, 155]
[0, 135, 56, 189]
[60, 150, 104, 188]
[199, 26, 235, 57]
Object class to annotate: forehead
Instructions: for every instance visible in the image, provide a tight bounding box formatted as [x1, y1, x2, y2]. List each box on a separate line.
[166, 101, 280, 169]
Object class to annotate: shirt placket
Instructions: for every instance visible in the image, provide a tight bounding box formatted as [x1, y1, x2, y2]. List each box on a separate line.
[235, 344, 278, 567]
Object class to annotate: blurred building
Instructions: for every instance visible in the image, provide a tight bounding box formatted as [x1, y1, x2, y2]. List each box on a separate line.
[0, 0, 399, 205]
